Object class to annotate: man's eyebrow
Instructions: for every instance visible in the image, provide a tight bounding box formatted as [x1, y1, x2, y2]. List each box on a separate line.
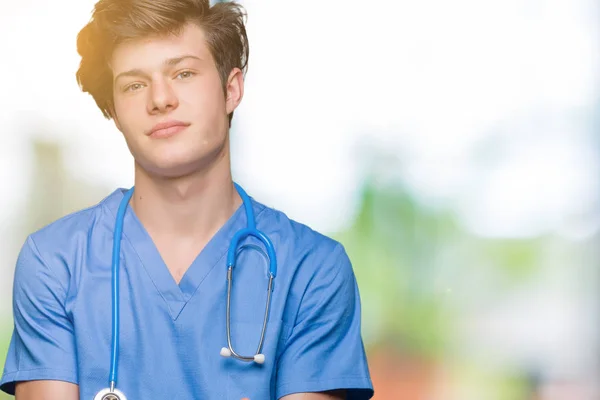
[114, 68, 149, 83]
[165, 54, 203, 66]
[113, 55, 203, 83]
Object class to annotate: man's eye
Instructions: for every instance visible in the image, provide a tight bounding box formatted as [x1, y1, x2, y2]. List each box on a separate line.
[124, 83, 143, 92]
[176, 71, 195, 79]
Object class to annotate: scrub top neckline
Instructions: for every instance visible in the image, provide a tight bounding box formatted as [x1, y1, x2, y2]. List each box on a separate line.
[104, 188, 251, 321]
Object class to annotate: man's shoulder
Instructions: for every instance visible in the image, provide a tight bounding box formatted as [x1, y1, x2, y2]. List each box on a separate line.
[13, 188, 123, 292]
[252, 199, 349, 284]
[27, 188, 123, 252]
[254, 199, 342, 254]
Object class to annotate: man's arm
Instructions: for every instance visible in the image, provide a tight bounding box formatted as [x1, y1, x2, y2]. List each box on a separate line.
[0, 237, 78, 396]
[15, 381, 79, 400]
[280, 390, 346, 399]
[274, 244, 373, 399]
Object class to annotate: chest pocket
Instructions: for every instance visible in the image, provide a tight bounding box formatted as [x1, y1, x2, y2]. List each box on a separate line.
[225, 319, 291, 400]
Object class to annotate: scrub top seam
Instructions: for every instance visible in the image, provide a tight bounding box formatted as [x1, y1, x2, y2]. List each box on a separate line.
[59, 208, 101, 322]
[26, 236, 70, 303]
[284, 242, 346, 343]
[21, 236, 78, 374]
[39, 192, 114, 310]
[3, 366, 77, 374]
[276, 374, 372, 387]
[27, 235, 78, 325]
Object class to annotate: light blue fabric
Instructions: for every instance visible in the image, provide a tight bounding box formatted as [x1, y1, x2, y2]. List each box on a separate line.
[1, 188, 373, 399]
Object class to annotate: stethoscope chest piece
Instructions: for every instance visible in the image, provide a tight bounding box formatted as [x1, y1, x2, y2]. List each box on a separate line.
[94, 388, 127, 400]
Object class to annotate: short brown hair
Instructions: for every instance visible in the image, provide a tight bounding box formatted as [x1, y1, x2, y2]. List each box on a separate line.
[75, 0, 249, 123]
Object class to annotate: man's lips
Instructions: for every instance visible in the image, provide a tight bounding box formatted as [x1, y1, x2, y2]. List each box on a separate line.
[147, 120, 190, 138]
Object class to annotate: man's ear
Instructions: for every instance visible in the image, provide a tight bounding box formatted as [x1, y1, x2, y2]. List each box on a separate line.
[225, 67, 244, 116]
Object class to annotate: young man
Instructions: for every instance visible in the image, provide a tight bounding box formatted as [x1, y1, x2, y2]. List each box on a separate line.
[1, 1, 373, 399]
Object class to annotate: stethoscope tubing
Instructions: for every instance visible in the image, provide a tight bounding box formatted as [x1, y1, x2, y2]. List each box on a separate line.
[105, 183, 276, 397]
[110, 187, 134, 387]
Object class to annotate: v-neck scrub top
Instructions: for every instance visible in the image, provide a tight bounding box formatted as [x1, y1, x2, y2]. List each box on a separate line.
[1, 188, 374, 399]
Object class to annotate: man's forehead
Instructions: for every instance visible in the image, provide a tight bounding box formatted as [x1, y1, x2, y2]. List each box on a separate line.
[110, 23, 210, 71]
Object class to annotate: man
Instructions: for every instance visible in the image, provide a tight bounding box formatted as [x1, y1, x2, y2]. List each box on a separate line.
[0, 0, 373, 399]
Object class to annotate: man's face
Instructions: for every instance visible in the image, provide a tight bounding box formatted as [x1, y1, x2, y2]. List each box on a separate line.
[110, 22, 242, 178]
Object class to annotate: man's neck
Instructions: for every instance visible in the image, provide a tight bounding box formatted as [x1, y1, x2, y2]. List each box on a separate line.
[130, 154, 242, 242]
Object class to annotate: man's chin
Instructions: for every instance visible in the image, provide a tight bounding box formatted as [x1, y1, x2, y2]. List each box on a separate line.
[134, 143, 227, 179]
[135, 159, 200, 180]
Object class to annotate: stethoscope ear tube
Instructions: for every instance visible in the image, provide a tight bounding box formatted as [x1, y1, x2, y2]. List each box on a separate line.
[222, 266, 274, 363]
[227, 228, 277, 278]
[220, 184, 278, 364]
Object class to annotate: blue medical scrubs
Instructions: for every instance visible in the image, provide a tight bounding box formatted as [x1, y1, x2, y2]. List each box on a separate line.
[1, 188, 373, 399]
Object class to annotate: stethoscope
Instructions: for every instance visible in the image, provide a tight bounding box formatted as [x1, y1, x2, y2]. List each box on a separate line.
[94, 183, 277, 400]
